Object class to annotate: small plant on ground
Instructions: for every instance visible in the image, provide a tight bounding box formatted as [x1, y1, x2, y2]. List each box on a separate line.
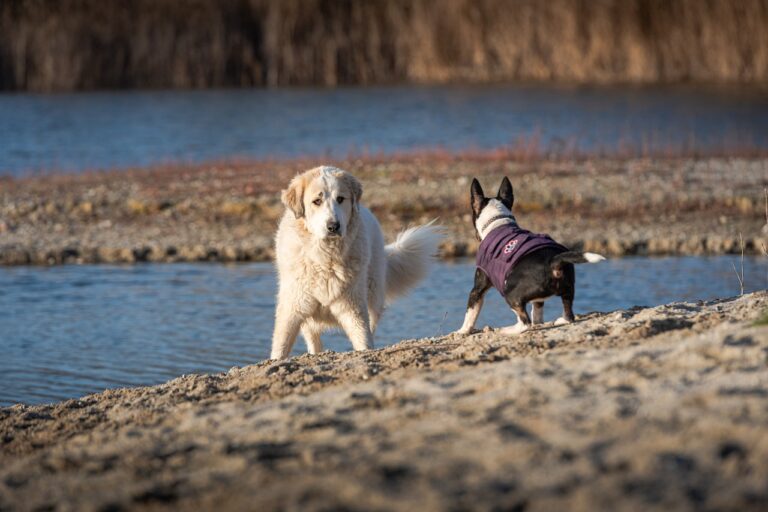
[754, 310, 768, 326]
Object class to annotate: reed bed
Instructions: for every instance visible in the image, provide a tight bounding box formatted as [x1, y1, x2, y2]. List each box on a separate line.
[2, 0, 768, 91]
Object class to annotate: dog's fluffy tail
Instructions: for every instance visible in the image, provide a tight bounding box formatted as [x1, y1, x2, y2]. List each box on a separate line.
[385, 220, 443, 302]
[551, 251, 607, 266]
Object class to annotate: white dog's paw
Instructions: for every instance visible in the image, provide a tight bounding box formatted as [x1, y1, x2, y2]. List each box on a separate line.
[553, 317, 572, 326]
[453, 327, 478, 336]
[499, 323, 529, 336]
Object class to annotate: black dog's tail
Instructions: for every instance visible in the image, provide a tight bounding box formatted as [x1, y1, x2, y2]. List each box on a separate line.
[550, 251, 606, 277]
[551, 251, 607, 266]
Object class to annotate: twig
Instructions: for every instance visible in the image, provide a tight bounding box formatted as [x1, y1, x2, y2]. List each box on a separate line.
[731, 232, 745, 295]
[435, 311, 449, 337]
[763, 188, 768, 256]
[763, 189, 767, 286]
[731, 262, 744, 295]
[764, 187, 767, 225]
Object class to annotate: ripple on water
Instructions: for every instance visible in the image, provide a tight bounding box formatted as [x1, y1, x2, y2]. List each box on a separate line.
[0, 256, 765, 406]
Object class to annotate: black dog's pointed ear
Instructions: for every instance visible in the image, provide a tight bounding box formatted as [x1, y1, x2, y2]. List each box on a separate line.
[497, 176, 514, 209]
[470, 178, 485, 215]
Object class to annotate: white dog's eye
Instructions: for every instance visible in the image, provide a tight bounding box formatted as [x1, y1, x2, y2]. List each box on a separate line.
[337, 197, 345, 204]
[312, 198, 322, 206]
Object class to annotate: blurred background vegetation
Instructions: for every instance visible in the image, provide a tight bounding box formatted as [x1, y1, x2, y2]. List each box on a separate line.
[2, 0, 767, 91]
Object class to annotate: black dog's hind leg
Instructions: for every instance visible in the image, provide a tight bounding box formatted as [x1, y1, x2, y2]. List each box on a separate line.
[456, 268, 492, 334]
[553, 261, 576, 326]
[500, 301, 531, 335]
[555, 293, 575, 325]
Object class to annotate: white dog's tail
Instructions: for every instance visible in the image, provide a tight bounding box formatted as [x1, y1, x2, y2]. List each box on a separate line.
[385, 221, 443, 302]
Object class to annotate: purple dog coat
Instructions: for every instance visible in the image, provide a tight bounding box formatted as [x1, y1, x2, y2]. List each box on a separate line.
[476, 224, 568, 294]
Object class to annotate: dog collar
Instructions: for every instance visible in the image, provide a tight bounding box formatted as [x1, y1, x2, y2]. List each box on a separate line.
[479, 215, 515, 235]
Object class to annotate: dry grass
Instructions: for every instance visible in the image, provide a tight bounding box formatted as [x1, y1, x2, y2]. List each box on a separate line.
[731, 233, 746, 295]
[2, 0, 768, 91]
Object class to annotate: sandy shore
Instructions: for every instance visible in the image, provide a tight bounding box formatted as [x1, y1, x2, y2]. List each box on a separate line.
[1, 292, 767, 510]
[1, 156, 767, 265]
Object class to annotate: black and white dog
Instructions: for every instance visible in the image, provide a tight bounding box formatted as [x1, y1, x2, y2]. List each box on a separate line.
[455, 177, 605, 336]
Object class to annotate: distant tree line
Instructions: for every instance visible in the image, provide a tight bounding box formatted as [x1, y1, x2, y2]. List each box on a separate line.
[1, 0, 767, 91]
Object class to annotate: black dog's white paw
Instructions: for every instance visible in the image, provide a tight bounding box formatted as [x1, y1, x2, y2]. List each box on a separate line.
[499, 323, 529, 335]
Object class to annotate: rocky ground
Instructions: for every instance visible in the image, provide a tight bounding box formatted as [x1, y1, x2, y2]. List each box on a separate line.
[1, 156, 767, 265]
[1, 292, 767, 511]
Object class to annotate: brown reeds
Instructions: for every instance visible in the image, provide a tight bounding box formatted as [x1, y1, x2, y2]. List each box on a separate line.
[1, 0, 768, 91]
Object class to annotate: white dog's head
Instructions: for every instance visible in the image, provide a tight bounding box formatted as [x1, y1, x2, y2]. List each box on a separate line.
[281, 166, 363, 240]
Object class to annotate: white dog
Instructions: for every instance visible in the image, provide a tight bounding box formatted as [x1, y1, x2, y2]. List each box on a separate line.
[270, 166, 442, 359]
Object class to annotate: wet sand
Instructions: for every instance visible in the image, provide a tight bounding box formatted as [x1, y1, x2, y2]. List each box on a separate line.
[1, 292, 767, 511]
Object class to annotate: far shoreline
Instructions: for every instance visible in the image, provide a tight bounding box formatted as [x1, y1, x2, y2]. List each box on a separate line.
[1, 153, 766, 266]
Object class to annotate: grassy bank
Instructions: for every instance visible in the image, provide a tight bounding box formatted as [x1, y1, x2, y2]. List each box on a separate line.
[2, 0, 768, 91]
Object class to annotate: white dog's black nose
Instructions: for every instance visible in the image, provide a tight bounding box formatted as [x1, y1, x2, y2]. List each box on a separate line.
[327, 221, 341, 234]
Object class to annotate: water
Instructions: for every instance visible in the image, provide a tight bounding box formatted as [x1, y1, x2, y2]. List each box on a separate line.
[1, 256, 765, 407]
[1, 85, 767, 175]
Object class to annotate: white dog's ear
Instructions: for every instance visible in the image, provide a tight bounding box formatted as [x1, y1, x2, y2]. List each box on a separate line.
[281, 175, 305, 218]
[343, 173, 363, 207]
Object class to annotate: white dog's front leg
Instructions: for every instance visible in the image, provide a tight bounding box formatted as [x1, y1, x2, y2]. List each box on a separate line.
[331, 299, 373, 351]
[301, 323, 324, 355]
[271, 313, 303, 359]
[271, 295, 311, 359]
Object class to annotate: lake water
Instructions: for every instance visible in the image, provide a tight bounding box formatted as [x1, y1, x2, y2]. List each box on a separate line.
[1, 256, 765, 407]
[1, 85, 767, 175]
